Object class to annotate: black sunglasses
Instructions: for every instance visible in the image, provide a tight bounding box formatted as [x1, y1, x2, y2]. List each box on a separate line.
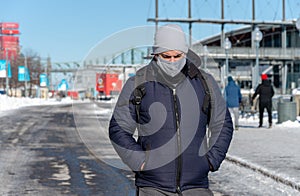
[159, 53, 184, 59]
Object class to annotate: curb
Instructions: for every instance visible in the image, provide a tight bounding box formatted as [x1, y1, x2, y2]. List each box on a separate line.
[225, 154, 300, 192]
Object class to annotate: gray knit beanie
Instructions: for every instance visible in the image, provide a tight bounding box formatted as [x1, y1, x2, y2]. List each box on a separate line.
[152, 24, 188, 54]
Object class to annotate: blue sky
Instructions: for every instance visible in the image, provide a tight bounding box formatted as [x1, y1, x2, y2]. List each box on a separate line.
[1, 0, 300, 63]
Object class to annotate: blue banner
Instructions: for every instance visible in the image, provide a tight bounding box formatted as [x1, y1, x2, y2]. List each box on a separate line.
[57, 79, 69, 91]
[39, 73, 48, 87]
[0, 60, 12, 78]
[18, 66, 30, 81]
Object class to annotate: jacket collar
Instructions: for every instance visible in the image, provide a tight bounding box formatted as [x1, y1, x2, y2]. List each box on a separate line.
[182, 60, 201, 79]
[185, 49, 202, 79]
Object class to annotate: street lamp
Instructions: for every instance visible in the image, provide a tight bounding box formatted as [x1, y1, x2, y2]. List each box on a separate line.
[252, 26, 263, 89]
[296, 17, 300, 36]
[24, 55, 28, 97]
[224, 37, 231, 87]
[203, 45, 208, 71]
[5, 49, 9, 95]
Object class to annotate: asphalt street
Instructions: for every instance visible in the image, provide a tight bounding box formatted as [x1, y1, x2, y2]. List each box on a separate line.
[0, 103, 135, 196]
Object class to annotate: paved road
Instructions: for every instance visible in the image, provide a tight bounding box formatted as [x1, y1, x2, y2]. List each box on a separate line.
[0, 103, 135, 196]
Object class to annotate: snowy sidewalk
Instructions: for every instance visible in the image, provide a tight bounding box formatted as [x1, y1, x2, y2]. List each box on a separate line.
[227, 116, 300, 191]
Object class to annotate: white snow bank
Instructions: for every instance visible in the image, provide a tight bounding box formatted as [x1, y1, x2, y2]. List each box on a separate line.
[0, 95, 75, 113]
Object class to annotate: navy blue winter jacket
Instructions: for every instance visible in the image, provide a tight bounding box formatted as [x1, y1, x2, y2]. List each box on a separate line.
[109, 50, 233, 193]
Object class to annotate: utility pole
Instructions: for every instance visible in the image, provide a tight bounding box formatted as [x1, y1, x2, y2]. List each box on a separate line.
[155, 0, 158, 31]
[221, 0, 225, 48]
[24, 55, 28, 97]
[5, 49, 9, 96]
[46, 56, 52, 90]
[282, 0, 287, 94]
[188, 0, 192, 46]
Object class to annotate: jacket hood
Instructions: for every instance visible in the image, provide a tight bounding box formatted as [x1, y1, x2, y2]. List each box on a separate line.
[262, 79, 271, 86]
[228, 76, 234, 82]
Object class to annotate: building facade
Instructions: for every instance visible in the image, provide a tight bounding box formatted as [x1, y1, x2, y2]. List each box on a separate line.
[192, 24, 300, 94]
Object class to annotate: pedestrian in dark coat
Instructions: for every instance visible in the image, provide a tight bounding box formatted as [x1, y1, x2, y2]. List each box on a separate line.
[252, 74, 275, 128]
[109, 24, 233, 196]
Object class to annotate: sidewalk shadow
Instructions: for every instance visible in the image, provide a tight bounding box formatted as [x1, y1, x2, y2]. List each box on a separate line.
[238, 125, 258, 129]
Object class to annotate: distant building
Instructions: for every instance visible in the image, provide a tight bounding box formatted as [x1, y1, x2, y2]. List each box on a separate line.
[192, 24, 300, 94]
[67, 24, 300, 98]
[0, 22, 20, 61]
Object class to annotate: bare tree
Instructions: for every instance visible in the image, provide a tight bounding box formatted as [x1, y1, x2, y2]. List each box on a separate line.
[10, 48, 44, 97]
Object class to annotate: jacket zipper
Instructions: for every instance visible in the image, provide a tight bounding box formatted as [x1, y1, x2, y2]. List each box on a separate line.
[173, 89, 182, 195]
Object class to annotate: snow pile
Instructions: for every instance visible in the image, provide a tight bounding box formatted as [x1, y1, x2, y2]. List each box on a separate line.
[239, 112, 300, 128]
[0, 95, 75, 113]
[276, 119, 300, 128]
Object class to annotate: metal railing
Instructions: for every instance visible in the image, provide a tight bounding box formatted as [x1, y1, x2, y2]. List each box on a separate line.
[193, 46, 300, 61]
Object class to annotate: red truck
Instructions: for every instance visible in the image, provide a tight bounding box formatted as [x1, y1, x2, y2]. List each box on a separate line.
[96, 73, 122, 100]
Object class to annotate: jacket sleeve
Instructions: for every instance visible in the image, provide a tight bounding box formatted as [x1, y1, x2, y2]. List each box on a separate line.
[204, 74, 234, 172]
[252, 85, 261, 100]
[271, 85, 275, 97]
[109, 77, 146, 171]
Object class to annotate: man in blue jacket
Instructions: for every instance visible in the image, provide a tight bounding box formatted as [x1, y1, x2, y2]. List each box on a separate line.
[225, 76, 242, 130]
[109, 24, 233, 196]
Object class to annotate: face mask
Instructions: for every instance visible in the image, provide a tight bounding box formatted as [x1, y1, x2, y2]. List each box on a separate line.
[157, 56, 186, 77]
